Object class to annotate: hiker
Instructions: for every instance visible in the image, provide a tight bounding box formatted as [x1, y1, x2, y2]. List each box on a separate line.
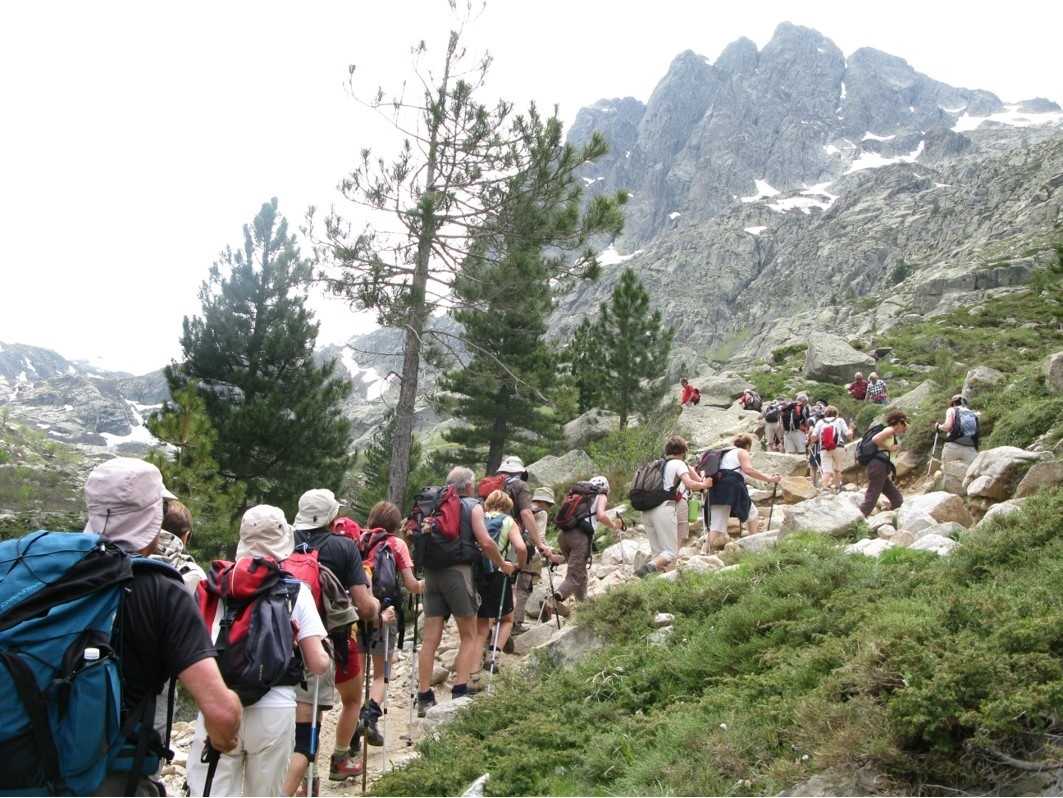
[813, 406, 856, 493]
[703, 434, 782, 551]
[678, 377, 698, 410]
[81, 458, 243, 795]
[186, 505, 329, 798]
[760, 396, 786, 453]
[553, 476, 622, 610]
[937, 394, 980, 467]
[355, 501, 424, 747]
[636, 436, 712, 578]
[848, 371, 869, 401]
[282, 488, 384, 794]
[865, 372, 890, 405]
[150, 497, 206, 594]
[783, 393, 811, 454]
[511, 486, 554, 635]
[416, 467, 515, 716]
[858, 410, 909, 517]
[472, 490, 527, 682]
[496, 455, 560, 567]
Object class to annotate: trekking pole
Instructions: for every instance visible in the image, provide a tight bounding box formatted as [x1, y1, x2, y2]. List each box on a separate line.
[925, 430, 940, 486]
[406, 593, 420, 746]
[487, 573, 509, 693]
[360, 624, 371, 795]
[544, 563, 562, 630]
[767, 482, 779, 531]
[200, 739, 221, 797]
[307, 674, 320, 798]
[616, 513, 627, 567]
[381, 614, 390, 775]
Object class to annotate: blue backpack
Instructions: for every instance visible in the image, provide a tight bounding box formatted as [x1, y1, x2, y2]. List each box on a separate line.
[0, 531, 177, 796]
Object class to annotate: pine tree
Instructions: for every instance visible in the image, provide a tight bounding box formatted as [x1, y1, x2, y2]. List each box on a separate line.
[564, 316, 605, 415]
[145, 381, 245, 561]
[593, 268, 676, 428]
[438, 108, 624, 473]
[317, 17, 626, 503]
[167, 198, 353, 510]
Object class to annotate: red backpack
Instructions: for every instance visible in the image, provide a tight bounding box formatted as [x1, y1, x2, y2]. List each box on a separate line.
[196, 557, 302, 706]
[820, 421, 838, 451]
[552, 481, 601, 531]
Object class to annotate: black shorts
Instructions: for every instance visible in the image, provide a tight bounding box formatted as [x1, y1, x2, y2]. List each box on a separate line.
[476, 570, 514, 619]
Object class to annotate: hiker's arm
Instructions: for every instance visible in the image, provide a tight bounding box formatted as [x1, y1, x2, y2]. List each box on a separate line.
[737, 449, 781, 483]
[679, 469, 711, 492]
[472, 504, 515, 576]
[872, 426, 901, 452]
[400, 566, 423, 595]
[508, 520, 528, 570]
[937, 408, 955, 433]
[299, 635, 330, 676]
[594, 494, 621, 532]
[349, 583, 384, 623]
[521, 505, 561, 564]
[178, 658, 242, 753]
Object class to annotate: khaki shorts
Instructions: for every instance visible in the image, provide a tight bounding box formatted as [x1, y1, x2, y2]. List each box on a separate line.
[423, 563, 478, 618]
[294, 658, 336, 710]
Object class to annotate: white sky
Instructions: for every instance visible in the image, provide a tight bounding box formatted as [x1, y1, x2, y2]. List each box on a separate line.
[2, 1, 1062, 375]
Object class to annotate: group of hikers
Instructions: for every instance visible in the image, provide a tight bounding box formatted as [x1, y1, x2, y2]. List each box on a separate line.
[0, 373, 984, 798]
[685, 375, 981, 533]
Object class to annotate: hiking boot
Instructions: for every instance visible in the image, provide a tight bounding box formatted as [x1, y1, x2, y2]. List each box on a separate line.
[635, 562, 656, 579]
[510, 623, 527, 637]
[452, 682, 483, 698]
[295, 776, 320, 796]
[502, 636, 515, 654]
[360, 698, 383, 746]
[417, 690, 436, 718]
[329, 752, 363, 781]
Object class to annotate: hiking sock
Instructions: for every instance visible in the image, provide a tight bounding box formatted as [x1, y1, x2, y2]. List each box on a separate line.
[451, 683, 469, 697]
[332, 746, 348, 758]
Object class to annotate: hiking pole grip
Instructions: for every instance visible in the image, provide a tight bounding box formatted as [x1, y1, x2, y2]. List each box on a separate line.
[200, 738, 222, 797]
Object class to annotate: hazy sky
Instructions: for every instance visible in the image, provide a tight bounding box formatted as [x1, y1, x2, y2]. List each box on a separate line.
[3, 1, 1061, 375]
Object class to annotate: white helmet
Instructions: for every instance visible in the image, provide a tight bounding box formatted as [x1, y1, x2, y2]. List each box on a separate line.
[589, 476, 610, 494]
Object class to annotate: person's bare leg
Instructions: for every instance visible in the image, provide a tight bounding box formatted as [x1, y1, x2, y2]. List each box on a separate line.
[418, 617, 444, 694]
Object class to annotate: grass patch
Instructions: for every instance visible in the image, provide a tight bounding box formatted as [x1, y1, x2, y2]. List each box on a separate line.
[373, 489, 1063, 796]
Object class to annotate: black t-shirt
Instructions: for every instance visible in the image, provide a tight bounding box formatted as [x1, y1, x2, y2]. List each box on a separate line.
[120, 567, 215, 711]
[294, 527, 370, 591]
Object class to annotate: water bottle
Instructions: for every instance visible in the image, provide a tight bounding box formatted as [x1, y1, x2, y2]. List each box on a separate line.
[83, 647, 100, 665]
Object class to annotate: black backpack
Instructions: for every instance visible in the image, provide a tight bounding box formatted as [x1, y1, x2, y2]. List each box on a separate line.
[855, 423, 889, 466]
[359, 529, 404, 610]
[763, 401, 782, 423]
[781, 402, 806, 431]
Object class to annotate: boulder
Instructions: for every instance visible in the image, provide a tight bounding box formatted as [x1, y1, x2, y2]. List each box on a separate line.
[908, 534, 959, 556]
[1014, 460, 1063, 498]
[1045, 351, 1063, 395]
[896, 492, 972, 528]
[780, 494, 865, 537]
[845, 537, 891, 557]
[561, 408, 621, 449]
[781, 476, 817, 503]
[802, 333, 875, 383]
[679, 402, 761, 452]
[941, 460, 970, 495]
[890, 529, 916, 548]
[526, 450, 596, 487]
[913, 521, 966, 540]
[890, 379, 937, 414]
[535, 623, 605, 669]
[735, 529, 782, 553]
[962, 446, 1050, 501]
[690, 373, 750, 408]
[973, 500, 1025, 530]
[962, 366, 1006, 400]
